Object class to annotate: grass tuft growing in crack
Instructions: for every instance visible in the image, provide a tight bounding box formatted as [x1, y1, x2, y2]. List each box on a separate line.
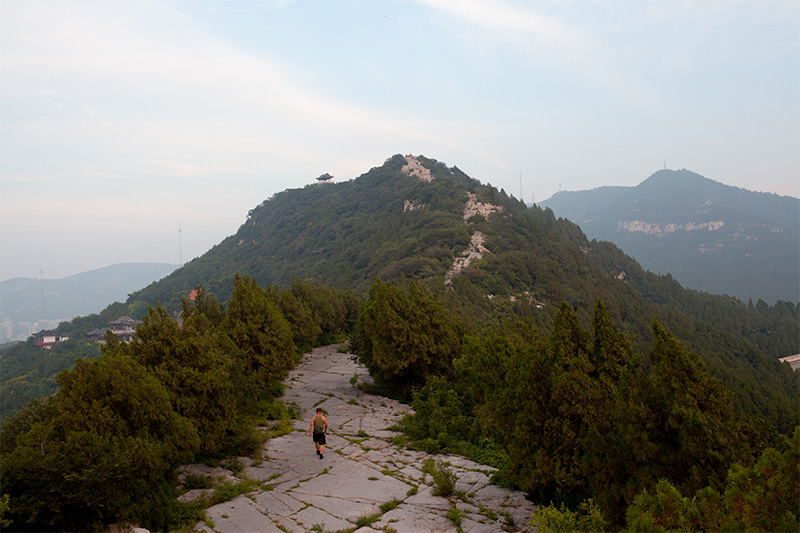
[422, 458, 457, 497]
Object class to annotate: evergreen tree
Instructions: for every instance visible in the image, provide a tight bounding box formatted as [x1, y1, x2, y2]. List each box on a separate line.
[224, 274, 296, 394]
[356, 278, 463, 392]
[646, 320, 741, 492]
[106, 302, 237, 454]
[0, 355, 198, 531]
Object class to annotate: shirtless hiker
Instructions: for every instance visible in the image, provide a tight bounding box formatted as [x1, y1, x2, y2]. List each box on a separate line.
[309, 407, 328, 459]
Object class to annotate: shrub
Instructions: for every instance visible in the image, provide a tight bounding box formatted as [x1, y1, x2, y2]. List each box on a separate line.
[531, 499, 608, 533]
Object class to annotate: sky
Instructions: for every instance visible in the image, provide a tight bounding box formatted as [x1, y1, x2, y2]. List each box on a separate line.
[1, 0, 798, 281]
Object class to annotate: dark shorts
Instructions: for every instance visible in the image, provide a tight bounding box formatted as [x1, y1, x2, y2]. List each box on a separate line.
[313, 431, 326, 445]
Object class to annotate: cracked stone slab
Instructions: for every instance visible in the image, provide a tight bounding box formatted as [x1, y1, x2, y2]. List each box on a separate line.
[191, 345, 537, 532]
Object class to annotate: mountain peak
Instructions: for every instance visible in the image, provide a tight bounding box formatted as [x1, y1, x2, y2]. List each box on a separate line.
[635, 169, 726, 201]
[540, 169, 799, 304]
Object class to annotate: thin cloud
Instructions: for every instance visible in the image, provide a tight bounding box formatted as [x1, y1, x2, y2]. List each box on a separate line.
[415, 0, 594, 53]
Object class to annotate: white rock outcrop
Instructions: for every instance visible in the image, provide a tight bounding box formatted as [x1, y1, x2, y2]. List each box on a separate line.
[400, 154, 434, 182]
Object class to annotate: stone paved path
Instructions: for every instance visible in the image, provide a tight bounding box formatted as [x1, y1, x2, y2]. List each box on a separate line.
[189, 345, 538, 532]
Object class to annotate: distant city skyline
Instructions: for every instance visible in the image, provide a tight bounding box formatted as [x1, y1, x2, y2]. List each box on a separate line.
[2, 0, 798, 280]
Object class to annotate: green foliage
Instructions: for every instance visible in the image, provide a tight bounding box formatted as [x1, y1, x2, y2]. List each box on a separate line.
[182, 474, 214, 490]
[646, 320, 743, 492]
[225, 274, 296, 387]
[0, 336, 102, 421]
[0, 276, 354, 531]
[6, 153, 796, 436]
[402, 375, 470, 451]
[422, 459, 457, 497]
[356, 279, 462, 394]
[0, 494, 11, 528]
[0, 355, 198, 530]
[2, 155, 797, 531]
[624, 435, 799, 533]
[379, 498, 401, 513]
[355, 511, 381, 527]
[108, 302, 237, 455]
[400, 297, 782, 527]
[445, 505, 465, 527]
[531, 499, 608, 533]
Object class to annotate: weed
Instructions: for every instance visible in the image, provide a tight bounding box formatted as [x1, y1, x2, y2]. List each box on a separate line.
[355, 512, 381, 527]
[226, 458, 244, 475]
[388, 434, 407, 447]
[211, 478, 260, 506]
[446, 506, 464, 528]
[406, 485, 418, 496]
[266, 417, 294, 439]
[182, 474, 213, 490]
[357, 429, 368, 438]
[428, 460, 456, 497]
[379, 498, 401, 513]
[479, 505, 497, 521]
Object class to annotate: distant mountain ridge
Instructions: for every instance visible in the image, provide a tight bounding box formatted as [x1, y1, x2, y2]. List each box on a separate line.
[540, 169, 799, 304]
[1, 263, 178, 325]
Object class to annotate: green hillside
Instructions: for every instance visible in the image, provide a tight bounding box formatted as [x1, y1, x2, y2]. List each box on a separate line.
[126, 154, 797, 432]
[540, 169, 800, 304]
[3, 155, 797, 426]
[1, 154, 798, 531]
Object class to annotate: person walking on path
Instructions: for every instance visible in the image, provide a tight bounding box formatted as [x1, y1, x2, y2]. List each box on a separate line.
[309, 407, 328, 459]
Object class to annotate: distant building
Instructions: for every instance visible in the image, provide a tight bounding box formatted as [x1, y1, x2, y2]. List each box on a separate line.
[32, 330, 69, 349]
[779, 354, 800, 371]
[86, 316, 142, 343]
[316, 173, 334, 183]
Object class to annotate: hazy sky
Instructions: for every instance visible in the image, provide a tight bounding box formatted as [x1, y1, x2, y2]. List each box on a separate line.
[2, 0, 798, 281]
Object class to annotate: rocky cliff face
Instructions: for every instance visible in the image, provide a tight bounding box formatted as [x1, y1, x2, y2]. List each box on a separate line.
[617, 220, 725, 237]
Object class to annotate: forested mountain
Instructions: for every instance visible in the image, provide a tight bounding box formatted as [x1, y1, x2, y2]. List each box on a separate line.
[540, 169, 800, 304]
[2, 154, 797, 531]
[127, 154, 797, 432]
[1, 262, 178, 325]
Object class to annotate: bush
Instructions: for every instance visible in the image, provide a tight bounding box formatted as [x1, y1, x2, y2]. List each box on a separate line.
[423, 459, 457, 497]
[531, 499, 608, 533]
